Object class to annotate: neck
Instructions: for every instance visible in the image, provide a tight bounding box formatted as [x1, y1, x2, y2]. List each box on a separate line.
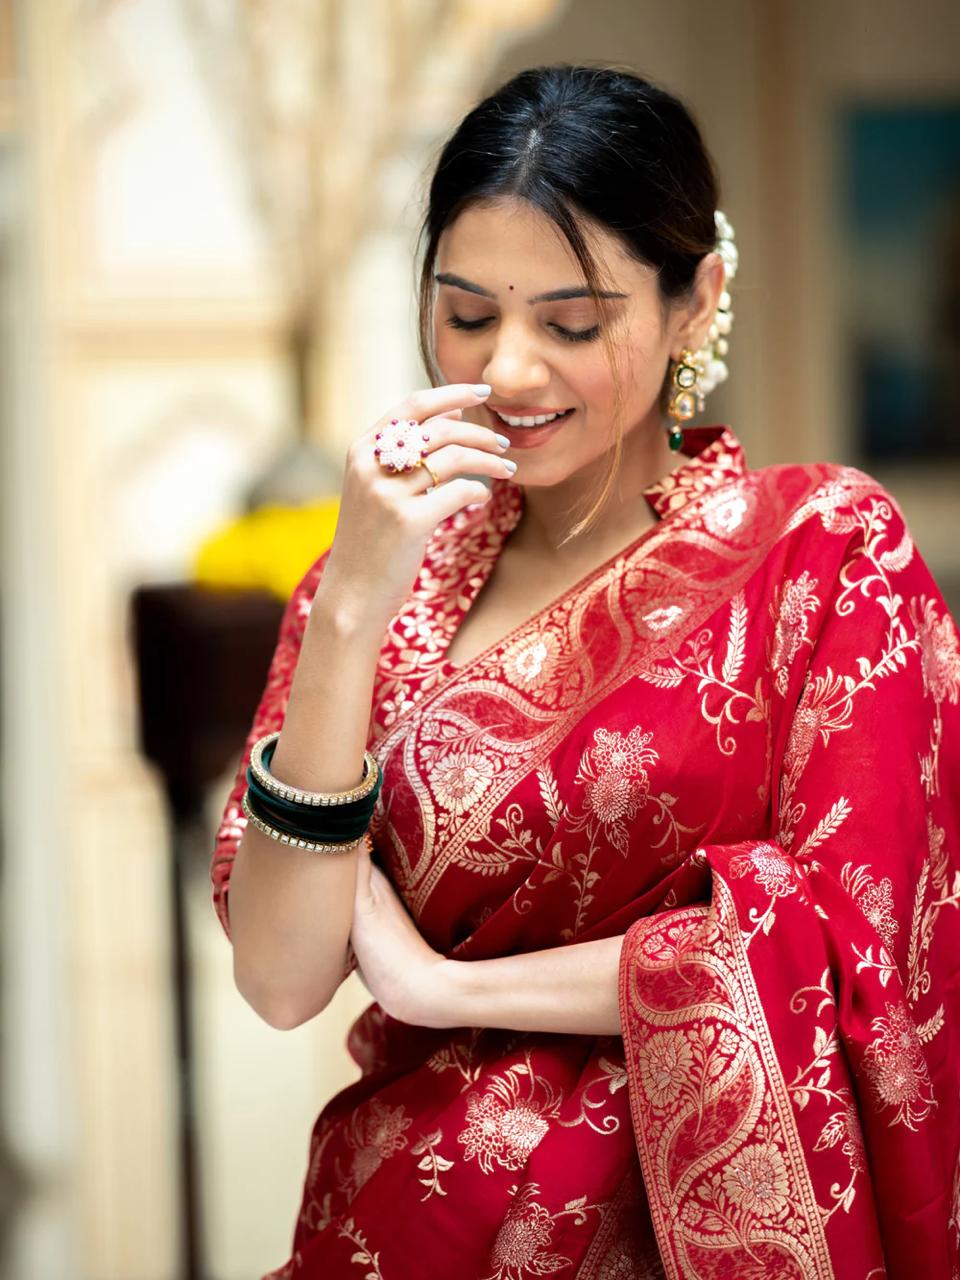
[512, 413, 681, 560]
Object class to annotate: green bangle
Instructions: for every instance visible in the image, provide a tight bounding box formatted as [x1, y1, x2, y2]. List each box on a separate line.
[241, 791, 364, 853]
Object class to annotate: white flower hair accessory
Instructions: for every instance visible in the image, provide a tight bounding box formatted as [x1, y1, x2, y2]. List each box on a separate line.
[681, 210, 738, 406]
[665, 210, 738, 448]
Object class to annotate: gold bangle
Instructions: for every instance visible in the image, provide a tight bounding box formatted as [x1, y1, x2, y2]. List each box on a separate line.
[241, 791, 364, 853]
[249, 732, 380, 806]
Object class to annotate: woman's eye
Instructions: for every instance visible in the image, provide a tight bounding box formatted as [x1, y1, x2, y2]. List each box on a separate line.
[444, 314, 600, 343]
[444, 314, 492, 332]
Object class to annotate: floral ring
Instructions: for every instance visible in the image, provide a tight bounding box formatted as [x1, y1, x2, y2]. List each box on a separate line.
[374, 418, 436, 477]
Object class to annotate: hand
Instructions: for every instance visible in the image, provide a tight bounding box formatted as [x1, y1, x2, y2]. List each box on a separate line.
[321, 383, 515, 625]
[349, 844, 458, 1028]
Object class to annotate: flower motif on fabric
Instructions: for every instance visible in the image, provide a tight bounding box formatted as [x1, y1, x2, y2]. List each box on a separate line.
[428, 748, 497, 816]
[720, 1141, 791, 1218]
[858, 878, 898, 951]
[483, 1183, 572, 1280]
[579, 725, 659, 826]
[769, 571, 820, 695]
[458, 1056, 562, 1175]
[701, 483, 750, 536]
[729, 842, 798, 898]
[503, 632, 561, 689]
[337, 1098, 412, 1198]
[636, 1031, 694, 1108]
[862, 1000, 936, 1130]
[912, 596, 960, 704]
[640, 603, 686, 634]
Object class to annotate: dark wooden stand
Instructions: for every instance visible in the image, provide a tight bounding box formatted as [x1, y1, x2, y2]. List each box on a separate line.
[130, 584, 284, 1280]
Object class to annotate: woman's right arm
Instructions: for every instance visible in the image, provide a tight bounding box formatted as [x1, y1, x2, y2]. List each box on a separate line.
[213, 382, 512, 1029]
[228, 575, 385, 1029]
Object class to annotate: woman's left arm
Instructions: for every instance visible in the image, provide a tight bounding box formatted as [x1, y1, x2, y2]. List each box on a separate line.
[349, 844, 623, 1035]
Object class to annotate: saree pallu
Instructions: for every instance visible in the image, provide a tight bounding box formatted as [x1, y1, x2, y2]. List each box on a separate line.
[212, 426, 960, 1279]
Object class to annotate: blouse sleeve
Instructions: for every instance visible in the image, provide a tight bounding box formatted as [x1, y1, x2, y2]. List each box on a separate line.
[210, 547, 332, 942]
[618, 481, 960, 1277]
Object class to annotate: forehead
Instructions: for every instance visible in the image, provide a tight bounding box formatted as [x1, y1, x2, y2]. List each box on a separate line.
[437, 196, 643, 285]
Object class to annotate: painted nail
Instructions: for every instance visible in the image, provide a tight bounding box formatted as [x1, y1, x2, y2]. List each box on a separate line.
[472, 383, 492, 396]
[503, 459, 518, 472]
[494, 433, 511, 450]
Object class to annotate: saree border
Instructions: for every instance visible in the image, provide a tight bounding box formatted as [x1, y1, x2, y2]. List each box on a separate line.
[618, 874, 835, 1279]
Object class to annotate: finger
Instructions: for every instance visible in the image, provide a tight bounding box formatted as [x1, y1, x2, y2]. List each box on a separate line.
[393, 383, 491, 423]
[422, 407, 463, 425]
[406, 445, 514, 497]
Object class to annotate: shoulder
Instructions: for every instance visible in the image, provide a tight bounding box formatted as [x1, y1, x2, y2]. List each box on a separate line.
[747, 458, 912, 551]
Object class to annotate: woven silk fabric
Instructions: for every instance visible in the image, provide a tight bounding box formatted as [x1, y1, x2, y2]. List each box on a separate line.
[212, 426, 960, 1279]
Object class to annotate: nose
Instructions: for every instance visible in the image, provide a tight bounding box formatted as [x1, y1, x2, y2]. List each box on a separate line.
[481, 324, 551, 399]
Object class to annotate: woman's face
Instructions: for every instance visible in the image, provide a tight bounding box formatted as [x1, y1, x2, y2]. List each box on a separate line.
[433, 196, 714, 488]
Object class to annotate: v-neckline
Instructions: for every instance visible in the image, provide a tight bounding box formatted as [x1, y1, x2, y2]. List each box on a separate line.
[437, 424, 745, 679]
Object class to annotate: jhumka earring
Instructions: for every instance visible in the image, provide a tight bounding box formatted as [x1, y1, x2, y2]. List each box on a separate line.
[666, 349, 704, 452]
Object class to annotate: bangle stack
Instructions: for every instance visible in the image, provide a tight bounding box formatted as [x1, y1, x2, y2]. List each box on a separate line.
[241, 731, 382, 854]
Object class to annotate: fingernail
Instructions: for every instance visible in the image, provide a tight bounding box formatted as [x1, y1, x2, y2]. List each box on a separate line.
[494, 433, 511, 450]
[473, 383, 491, 397]
[503, 459, 518, 472]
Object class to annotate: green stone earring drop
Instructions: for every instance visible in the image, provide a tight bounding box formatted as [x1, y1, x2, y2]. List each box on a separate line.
[666, 349, 702, 451]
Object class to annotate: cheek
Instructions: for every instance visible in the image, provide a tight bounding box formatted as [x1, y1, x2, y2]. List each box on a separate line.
[432, 326, 472, 379]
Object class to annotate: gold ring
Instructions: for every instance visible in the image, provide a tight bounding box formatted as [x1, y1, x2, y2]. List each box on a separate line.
[419, 458, 442, 489]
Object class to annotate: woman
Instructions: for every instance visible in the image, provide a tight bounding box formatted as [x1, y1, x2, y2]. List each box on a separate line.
[212, 65, 960, 1278]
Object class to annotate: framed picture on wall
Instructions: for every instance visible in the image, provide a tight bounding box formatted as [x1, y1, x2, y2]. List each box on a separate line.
[840, 102, 960, 464]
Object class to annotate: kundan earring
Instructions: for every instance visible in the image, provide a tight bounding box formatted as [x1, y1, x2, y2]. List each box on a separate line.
[666, 348, 704, 451]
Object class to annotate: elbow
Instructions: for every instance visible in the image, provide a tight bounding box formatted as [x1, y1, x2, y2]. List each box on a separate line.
[233, 960, 336, 1031]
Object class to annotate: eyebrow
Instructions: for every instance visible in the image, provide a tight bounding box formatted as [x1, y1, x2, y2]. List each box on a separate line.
[434, 271, 628, 304]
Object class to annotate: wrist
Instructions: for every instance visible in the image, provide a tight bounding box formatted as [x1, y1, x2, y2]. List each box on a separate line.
[412, 957, 470, 1030]
[308, 579, 386, 645]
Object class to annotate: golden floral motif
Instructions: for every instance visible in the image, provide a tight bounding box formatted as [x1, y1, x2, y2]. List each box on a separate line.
[484, 1183, 572, 1280]
[729, 842, 798, 897]
[581, 725, 659, 825]
[458, 1056, 562, 1174]
[769, 570, 820, 695]
[912, 595, 960, 704]
[337, 1099, 412, 1197]
[858, 877, 898, 951]
[862, 1000, 937, 1129]
[640, 603, 686, 633]
[636, 1031, 694, 1108]
[428, 748, 497, 815]
[720, 1140, 791, 1217]
[701, 484, 750, 535]
[502, 632, 562, 688]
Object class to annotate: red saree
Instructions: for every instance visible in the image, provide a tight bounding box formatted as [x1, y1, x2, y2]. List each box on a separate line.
[212, 426, 960, 1279]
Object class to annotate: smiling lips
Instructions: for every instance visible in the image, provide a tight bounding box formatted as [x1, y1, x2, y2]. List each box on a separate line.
[490, 406, 574, 427]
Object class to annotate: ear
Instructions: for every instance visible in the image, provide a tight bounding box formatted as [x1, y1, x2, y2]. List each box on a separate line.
[670, 251, 726, 358]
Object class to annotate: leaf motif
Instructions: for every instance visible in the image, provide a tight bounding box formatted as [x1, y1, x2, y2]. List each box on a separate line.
[635, 665, 685, 688]
[916, 1005, 945, 1043]
[795, 797, 852, 860]
[722, 591, 748, 684]
[537, 763, 565, 826]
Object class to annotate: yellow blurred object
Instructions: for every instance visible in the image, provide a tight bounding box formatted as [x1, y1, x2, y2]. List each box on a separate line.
[193, 497, 340, 601]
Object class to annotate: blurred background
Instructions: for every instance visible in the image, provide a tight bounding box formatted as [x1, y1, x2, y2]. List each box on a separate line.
[0, 1, 957, 1277]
